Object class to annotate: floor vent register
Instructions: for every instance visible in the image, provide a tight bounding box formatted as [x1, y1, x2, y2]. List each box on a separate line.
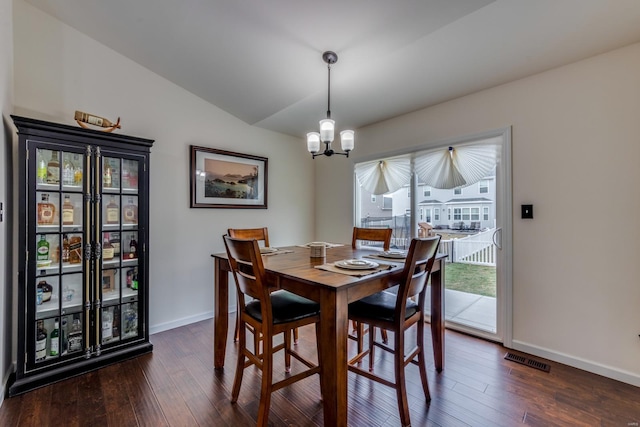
[504, 352, 551, 372]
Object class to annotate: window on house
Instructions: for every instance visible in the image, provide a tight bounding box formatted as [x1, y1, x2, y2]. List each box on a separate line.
[462, 208, 470, 221]
[479, 180, 489, 194]
[471, 207, 480, 221]
[371, 195, 376, 203]
[483, 207, 489, 221]
[407, 188, 411, 198]
[425, 209, 432, 222]
[420, 208, 424, 220]
[423, 186, 431, 197]
[434, 208, 440, 221]
[454, 188, 462, 195]
[454, 208, 461, 220]
[382, 196, 392, 210]
[448, 208, 451, 220]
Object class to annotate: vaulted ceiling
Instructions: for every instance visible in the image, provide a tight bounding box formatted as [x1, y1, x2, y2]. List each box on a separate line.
[24, 0, 640, 138]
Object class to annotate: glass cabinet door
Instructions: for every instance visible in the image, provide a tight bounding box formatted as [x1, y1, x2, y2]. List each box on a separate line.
[99, 155, 141, 347]
[31, 147, 87, 367]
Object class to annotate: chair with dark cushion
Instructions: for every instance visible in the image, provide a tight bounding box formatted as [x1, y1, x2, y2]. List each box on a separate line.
[347, 236, 440, 427]
[350, 226, 393, 346]
[223, 235, 322, 427]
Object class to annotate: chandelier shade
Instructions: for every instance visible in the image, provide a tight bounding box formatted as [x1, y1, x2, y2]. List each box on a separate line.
[307, 51, 354, 158]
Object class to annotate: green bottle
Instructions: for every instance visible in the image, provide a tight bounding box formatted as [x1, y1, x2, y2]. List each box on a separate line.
[37, 154, 47, 184]
[49, 319, 59, 356]
[37, 235, 50, 263]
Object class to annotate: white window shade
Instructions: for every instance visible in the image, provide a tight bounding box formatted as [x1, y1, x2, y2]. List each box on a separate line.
[415, 139, 500, 189]
[355, 155, 411, 195]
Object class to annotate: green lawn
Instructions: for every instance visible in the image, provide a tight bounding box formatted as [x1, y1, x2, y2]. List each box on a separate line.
[443, 262, 496, 297]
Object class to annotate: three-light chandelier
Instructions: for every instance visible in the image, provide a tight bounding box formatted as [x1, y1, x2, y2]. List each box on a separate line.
[306, 51, 354, 159]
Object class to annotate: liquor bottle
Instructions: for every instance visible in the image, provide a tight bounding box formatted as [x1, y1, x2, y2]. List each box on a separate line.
[62, 234, 70, 263]
[112, 307, 120, 340]
[49, 319, 60, 357]
[123, 197, 138, 224]
[111, 160, 120, 188]
[67, 317, 82, 353]
[37, 193, 56, 225]
[62, 195, 74, 225]
[122, 162, 130, 188]
[110, 233, 120, 257]
[62, 154, 75, 185]
[73, 154, 83, 185]
[126, 268, 134, 288]
[36, 235, 50, 264]
[128, 236, 138, 259]
[68, 236, 83, 264]
[36, 320, 47, 361]
[106, 196, 119, 224]
[102, 234, 114, 260]
[47, 151, 60, 184]
[37, 280, 53, 303]
[61, 316, 68, 354]
[131, 267, 139, 290]
[103, 159, 112, 188]
[124, 304, 138, 337]
[36, 153, 47, 184]
[102, 309, 113, 343]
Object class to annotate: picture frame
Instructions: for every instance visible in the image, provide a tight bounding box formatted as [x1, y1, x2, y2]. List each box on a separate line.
[190, 146, 268, 209]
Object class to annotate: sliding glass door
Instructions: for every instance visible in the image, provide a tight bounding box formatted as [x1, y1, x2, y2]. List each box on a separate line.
[354, 129, 511, 343]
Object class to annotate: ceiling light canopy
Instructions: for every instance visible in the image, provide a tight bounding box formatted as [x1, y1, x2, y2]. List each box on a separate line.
[307, 51, 354, 159]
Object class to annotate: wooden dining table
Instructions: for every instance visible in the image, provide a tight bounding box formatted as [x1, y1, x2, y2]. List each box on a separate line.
[211, 244, 447, 427]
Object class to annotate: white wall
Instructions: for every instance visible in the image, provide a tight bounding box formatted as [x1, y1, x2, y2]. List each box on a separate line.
[0, 0, 14, 405]
[317, 43, 640, 385]
[12, 1, 315, 334]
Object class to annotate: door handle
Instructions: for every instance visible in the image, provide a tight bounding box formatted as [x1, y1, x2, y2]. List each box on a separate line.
[492, 228, 502, 250]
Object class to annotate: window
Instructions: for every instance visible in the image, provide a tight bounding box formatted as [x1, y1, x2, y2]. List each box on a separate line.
[454, 188, 462, 195]
[483, 207, 489, 221]
[407, 188, 411, 198]
[462, 208, 470, 221]
[419, 208, 424, 220]
[448, 208, 451, 220]
[471, 207, 480, 221]
[425, 209, 432, 223]
[423, 186, 431, 197]
[434, 208, 440, 221]
[382, 196, 392, 210]
[454, 208, 461, 220]
[371, 195, 376, 203]
[479, 180, 489, 194]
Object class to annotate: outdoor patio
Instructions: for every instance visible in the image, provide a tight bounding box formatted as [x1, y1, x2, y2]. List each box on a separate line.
[426, 287, 497, 334]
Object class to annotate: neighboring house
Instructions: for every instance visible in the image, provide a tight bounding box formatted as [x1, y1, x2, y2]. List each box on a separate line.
[359, 176, 496, 231]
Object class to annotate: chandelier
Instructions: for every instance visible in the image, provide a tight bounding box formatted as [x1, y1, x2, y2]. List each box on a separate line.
[307, 51, 354, 159]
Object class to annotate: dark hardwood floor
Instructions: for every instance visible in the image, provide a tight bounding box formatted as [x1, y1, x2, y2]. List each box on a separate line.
[1, 317, 639, 426]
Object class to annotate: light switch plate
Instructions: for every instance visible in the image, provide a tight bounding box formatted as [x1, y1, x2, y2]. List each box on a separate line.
[521, 204, 533, 219]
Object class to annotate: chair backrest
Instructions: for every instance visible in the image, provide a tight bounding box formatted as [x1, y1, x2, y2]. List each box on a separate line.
[352, 227, 392, 251]
[396, 236, 441, 314]
[223, 235, 272, 319]
[228, 227, 270, 247]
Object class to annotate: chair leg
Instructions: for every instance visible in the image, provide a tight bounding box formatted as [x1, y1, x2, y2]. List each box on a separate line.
[357, 323, 365, 355]
[394, 329, 411, 427]
[416, 319, 431, 402]
[368, 326, 375, 372]
[231, 317, 247, 402]
[293, 327, 299, 345]
[284, 328, 292, 373]
[315, 322, 324, 401]
[233, 306, 240, 342]
[351, 319, 358, 333]
[257, 338, 274, 427]
[381, 328, 388, 343]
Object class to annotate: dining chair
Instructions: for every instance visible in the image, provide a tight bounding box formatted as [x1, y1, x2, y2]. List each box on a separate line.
[228, 228, 271, 349]
[350, 227, 393, 347]
[347, 236, 440, 427]
[223, 235, 322, 427]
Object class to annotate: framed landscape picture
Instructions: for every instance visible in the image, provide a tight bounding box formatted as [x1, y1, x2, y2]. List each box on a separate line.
[190, 145, 268, 208]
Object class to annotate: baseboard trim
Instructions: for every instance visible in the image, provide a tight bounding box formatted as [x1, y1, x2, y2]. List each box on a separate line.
[149, 311, 216, 335]
[0, 363, 16, 407]
[511, 340, 640, 387]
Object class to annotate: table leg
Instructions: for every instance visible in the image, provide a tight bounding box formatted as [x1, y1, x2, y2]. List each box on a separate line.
[318, 289, 349, 427]
[430, 259, 445, 372]
[214, 258, 229, 369]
